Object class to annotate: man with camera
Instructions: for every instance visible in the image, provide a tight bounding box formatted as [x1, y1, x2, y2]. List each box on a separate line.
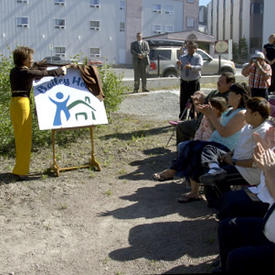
[242, 51, 272, 99]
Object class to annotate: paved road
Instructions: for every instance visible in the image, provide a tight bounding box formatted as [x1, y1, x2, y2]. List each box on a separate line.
[111, 68, 242, 80]
[117, 89, 211, 121]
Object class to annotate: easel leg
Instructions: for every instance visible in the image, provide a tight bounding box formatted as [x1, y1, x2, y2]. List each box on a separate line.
[52, 130, 60, 176]
[90, 126, 101, 171]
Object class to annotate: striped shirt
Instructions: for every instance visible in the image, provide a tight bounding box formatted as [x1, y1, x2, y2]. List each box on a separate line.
[248, 62, 272, 89]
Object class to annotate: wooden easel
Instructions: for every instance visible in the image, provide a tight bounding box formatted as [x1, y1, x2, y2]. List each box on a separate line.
[51, 126, 101, 176]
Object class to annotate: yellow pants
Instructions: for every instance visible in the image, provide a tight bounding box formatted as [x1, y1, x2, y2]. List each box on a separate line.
[10, 97, 32, 176]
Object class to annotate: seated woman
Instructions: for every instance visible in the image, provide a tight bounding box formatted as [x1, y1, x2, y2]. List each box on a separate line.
[154, 95, 227, 181]
[216, 127, 275, 273]
[153, 83, 249, 203]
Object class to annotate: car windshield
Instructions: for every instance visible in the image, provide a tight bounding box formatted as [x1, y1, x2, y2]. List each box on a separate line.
[149, 49, 171, 60]
[196, 49, 211, 61]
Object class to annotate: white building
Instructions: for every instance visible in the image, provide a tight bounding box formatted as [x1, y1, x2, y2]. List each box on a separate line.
[263, 0, 275, 45]
[0, 0, 198, 65]
[206, 0, 272, 54]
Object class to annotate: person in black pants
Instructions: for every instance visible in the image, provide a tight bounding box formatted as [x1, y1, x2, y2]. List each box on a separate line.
[264, 33, 275, 94]
[216, 126, 275, 273]
[177, 41, 203, 119]
[175, 72, 235, 145]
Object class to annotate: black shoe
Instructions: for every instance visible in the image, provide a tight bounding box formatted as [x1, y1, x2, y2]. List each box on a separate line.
[142, 89, 149, 92]
[199, 168, 227, 185]
[133, 89, 139, 93]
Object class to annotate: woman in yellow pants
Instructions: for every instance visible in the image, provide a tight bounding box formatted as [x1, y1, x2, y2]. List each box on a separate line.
[10, 46, 67, 180]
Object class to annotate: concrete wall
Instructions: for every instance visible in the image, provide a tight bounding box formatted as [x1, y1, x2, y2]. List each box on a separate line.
[207, 0, 251, 51]
[183, 0, 199, 31]
[125, 0, 142, 64]
[263, 0, 275, 47]
[231, 0, 240, 43]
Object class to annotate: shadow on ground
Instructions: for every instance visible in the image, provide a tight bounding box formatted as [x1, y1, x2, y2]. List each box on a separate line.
[100, 125, 172, 141]
[108, 219, 217, 265]
[99, 181, 213, 220]
[0, 173, 42, 185]
[163, 260, 215, 274]
[118, 146, 177, 181]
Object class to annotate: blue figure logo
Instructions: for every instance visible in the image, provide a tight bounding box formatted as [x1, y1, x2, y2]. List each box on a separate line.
[49, 92, 70, 126]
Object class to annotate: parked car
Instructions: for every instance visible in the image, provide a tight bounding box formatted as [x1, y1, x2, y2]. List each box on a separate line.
[42, 56, 71, 65]
[147, 46, 236, 77]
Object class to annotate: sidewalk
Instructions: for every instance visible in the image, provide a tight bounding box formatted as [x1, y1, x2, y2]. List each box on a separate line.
[122, 74, 247, 92]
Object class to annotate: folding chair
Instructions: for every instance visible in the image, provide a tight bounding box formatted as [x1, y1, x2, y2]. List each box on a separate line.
[166, 99, 193, 146]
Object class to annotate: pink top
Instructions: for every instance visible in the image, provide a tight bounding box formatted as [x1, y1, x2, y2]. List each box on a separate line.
[194, 116, 213, 141]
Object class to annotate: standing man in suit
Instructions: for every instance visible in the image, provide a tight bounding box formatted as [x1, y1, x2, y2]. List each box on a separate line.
[131, 32, 150, 93]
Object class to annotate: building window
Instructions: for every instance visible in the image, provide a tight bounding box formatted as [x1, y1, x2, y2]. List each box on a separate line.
[186, 17, 195, 28]
[90, 20, 100, 31]
[17, 0, 28, 3]
[250, 2, 264, 15]
[152, 24, 162, 34]
[187, 0, 194, 3]
[120, 22, 125, 32]
[54, 47, 66, 57]
[54, 19, 65, 29]
[16, 17, 29, 28]
[163, 5, 174, 15]
[90, 0, 100, 8]
[54, 0, 65, 6]
[90, 48, 101, 57]
[120, 0, 125, 10]
[165, 25, 174, 33]
[152, 4, 161, 14]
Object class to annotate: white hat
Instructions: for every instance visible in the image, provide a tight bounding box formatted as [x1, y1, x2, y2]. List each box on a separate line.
[251, 51, 265, 60]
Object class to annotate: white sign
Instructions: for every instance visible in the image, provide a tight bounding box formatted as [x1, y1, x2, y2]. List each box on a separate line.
[215, 40, 229, 54]
[33, 68, 108, 130]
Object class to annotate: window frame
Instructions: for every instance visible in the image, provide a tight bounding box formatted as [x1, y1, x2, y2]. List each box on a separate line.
[120, 0, 125, 10]
[90, 20, 101, 31]
[165, 25, 174, 33]
[16, 16, 29, 28]
[120, 22, 125, 32]
[90, 0, 100, 8]
[186, 17, 195, 28]
[54, 18, 66, 29]
[90, 48, 101, 58]
[152, 4, 162, 14]
[152, 24, 162, 34]
[54, 46, 66, 57]
[163, 5, 174, 15]
[54, 0, 65, 6]
[16, 0, 29, 4]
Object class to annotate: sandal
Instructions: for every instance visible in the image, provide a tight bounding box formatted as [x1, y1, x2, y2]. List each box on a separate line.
[177, 194, 202, 203]
[152, 169, 175, 181]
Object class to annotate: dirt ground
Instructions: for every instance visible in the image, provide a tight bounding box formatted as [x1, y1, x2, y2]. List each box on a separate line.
[0, 113, 218, 275]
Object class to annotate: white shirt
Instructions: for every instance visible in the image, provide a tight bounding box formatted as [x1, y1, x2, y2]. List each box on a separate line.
[233, 121, 271, 185]
[248, 173, 275, 205]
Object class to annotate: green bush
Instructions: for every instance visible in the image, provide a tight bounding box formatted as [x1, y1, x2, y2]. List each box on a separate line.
[0, 53, 14, 154]
[0, 52, 126, 156]
[98, 63, 125, 117]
